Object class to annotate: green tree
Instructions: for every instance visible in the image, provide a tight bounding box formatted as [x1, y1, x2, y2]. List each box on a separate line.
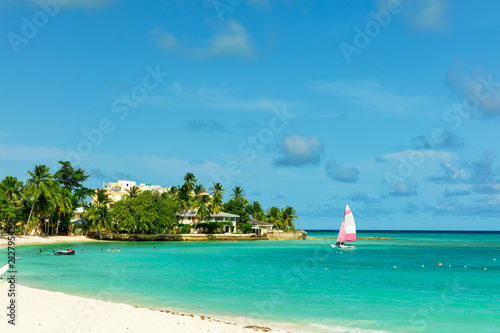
[229, 186, 246, 203]
[84, 190, 114, 239]
[53, 188, 73, 236]
[33, 192, 55, 235]
[224, 199, 249, 229]
[24, 165, 58, 235]
[0, 176, 25, 235]
[114, 190, 178, 234]
[282, 206, 298, 231]
[250, 201, 266, 221]
[266, 206, 283, 230]
[209, 183, 225, 215]
[0, 176, 23, 203]
[54, 161, 93, 232]
[182, 172, 197, 193]
[127, 186, 141, 198]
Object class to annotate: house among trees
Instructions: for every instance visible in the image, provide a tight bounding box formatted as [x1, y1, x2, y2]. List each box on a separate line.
[248, 219, 274, 235]
[176, 210, 239, 234]
[101, 180, 170, 208]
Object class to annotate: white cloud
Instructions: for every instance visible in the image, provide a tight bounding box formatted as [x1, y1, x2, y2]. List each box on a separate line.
[389, 180, 417, 196]
[273, 135, 324, 167]
[325, 160, 359, 183]
[192, 20, 255, 58]
[411, 0, 449, 31]
[309, 79, 428, 115]
[150, 27, 178, 51]
[381, 150, 457, 164]
[153, 21, 255, 59]
[149, 82, 294, 112]
[446, 68, 500, 117]
[377, 0, 449, 32]
[0, 144, 66, 162]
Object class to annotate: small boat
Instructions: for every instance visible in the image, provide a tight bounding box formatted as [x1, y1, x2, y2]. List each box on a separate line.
[331, 204, 356, 248]
[54, 249, 76, 256]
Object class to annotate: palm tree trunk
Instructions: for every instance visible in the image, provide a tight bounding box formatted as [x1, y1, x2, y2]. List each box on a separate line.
[55, 214, 61, 236]
[24, 187, 38, 236]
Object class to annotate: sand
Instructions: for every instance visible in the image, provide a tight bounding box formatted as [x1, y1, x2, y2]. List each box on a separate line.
[0, 235, 101, 248]
[0, 236, 296, 332]
[0, 283, 291, 333]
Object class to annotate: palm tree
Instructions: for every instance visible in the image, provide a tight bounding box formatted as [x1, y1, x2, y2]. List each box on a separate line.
[282, 206, 298, 230]
[33, 192, 55, 235]
[53, 188, 73, 236]
[251, 201, 266, 221]
[127, 186, 141, 198]
[209, 183, 224, 202]
[182, 172, 197, 194]
[209, 183, 224, 214]
[24, 165, 57, 235]
[193, 184, 206, 197]
[230, 186, 246, 202]
[194, 194, 211, 225]
[266, 206, 283, 230]
[84, 190, 114, 239]
[0, 176, 23, 204]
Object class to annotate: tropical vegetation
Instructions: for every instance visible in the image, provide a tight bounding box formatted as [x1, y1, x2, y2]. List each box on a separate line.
[0, 167, 299, 235]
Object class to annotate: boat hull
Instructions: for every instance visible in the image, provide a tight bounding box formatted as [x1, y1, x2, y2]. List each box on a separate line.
[54, 251, 75, 256]
[331, 244, 355, 248]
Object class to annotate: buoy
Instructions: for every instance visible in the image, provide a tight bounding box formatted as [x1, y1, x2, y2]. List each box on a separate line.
[438, 263, 442, 266]
[422, 265, 424, 267]
[325, 268, 327, 270]
[394, 266, 396, 268]
[321, 259, 323, 261]
[464, 266, 467, 268]
[449, 265, 451, 267]
[484, 268, 487, 270]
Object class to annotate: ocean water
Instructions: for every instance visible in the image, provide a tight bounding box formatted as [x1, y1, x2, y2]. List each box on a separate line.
[3, 231, 500, 332]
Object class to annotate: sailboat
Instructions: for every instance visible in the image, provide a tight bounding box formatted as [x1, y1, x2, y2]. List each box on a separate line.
[331, 204, 356, 248]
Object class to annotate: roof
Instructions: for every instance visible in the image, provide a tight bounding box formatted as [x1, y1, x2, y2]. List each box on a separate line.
[248, 219, 274, 227]
[73, 207, 85, 214]
[176, 210, 239, 218]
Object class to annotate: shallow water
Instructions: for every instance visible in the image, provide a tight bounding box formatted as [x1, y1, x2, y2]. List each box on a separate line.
[3, 231, 500, 332]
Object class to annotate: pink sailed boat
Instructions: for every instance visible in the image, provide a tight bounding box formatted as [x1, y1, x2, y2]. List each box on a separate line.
[331, 204, 356, 248]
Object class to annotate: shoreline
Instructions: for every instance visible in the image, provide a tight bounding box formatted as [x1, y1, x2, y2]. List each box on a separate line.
[0, 235, 103, 248]
[0, 283, 296, 332]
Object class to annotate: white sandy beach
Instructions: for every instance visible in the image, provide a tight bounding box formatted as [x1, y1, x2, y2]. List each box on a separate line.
[0, 283, 292, 333]
[0, 236, 101, 248]
[0, 236, 297, 332]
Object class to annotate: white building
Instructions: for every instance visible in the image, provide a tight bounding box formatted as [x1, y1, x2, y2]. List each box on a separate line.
[176, 210, 239, 234]
[101, 180, 170, 208]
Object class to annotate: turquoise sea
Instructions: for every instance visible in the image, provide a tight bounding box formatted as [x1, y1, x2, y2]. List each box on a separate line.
[3, 231, 500, 332]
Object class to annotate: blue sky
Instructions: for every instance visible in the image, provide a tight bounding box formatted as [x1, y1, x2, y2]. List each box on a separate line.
[1, 0, 500, 230]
